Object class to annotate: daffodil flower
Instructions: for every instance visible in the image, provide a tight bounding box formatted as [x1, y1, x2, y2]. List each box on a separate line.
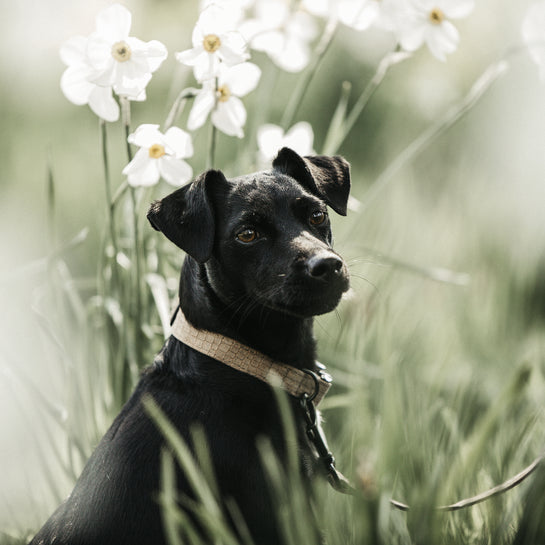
[86, 4, 168, 97]
[303, 0, 397, 32]
[176, 4, 249, 81]
[522, 1, 545, 81]
[187, 62, 261, 138]
[396, 0, 475, 61]
[240, 0, 317, 73]
[257, 122, 315, 162]
[59, 4, 168, 121]
[123, 125, 194, 187]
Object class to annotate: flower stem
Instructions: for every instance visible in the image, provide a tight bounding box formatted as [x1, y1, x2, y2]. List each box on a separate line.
[280, 17, 338, 130]
[163, 88, 198, 131]
[208, 122, 217, 170]
[121, 97, 143, 375]
[324, 49, 410, 155]
[100, 119, 119, 260]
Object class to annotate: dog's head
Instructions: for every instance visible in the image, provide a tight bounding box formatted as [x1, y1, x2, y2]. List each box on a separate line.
[147, 147, 351, 318]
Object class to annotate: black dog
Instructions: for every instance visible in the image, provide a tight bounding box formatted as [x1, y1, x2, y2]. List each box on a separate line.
[29, 147, 350, 545]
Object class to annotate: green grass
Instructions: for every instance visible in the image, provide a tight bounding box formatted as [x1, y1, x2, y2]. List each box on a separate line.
[2, 1, 545, 543]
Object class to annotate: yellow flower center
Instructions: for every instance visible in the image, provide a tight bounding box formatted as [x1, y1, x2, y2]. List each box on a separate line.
[148, 144, 166, 159]
[111, 41, 132, 62]
[429, 8, 445, 24]
[203, 34, 222, 53]
[217, 85, 231, 102]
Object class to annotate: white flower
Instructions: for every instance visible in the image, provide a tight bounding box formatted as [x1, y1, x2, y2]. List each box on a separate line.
[59, 4, 168, 121]
[123, 125, 194, 187]
[303, 0, 397, 32]
[522, 1, 545, 81]
[60, 35, 120, 122]
[257, 122, 315, 162]
[176, 4, 249, 81]
[199, 0, 253, 25]
[396, 0, 475, 61]
[240, 0, 317, 73]
[86, 4, 168, 97]
[188, 62, 261, 138]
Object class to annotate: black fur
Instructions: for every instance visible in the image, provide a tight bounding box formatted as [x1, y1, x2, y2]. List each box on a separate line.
[30, 148, 351, 545]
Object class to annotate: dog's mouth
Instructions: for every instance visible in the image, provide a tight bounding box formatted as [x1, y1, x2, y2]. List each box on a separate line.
[255, 271, 350, 318]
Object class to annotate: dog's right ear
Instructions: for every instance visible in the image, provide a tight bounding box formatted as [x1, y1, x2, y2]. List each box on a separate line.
[147, 170, 226, 263]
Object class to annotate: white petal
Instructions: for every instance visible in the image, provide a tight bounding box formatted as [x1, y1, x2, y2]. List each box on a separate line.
[86, 34, 113, 72]
[176, 46, 205, 66]
[123, 148, 161, 186]
[60, 36, 88, 66]
[128, 124, 163, 148]
[398, 21, 427, 52]
[271, 37, 310, 73]
[126, 38, 165, 74]
[198, 3, 240, 34]
[257, 124, 284, 160]
[222, 62, 261, 96]
[192, 52, 221, 82]
[251, 30, 284, 55]
[302, 0, 332, 18]
[114, 73, 152, 99]
[212, 97, 246, 138]
[95, 3, 132, 42]
[60, 64, 96, 105]
[339, 0, 379, 31]
[255, 0, 289, 29]
[440, 0, 475, 19]
[284, 122, 315, 156]
[187, 88, 216, 131]
[88, 85, 120, 122]
[218, 32, 249, 66]
[159, 156, 193, 186]
[164, 127, 194, 159]
[426, 21, 459, 61]
[287, 12, 318, 42]
[141, 39, 168, 72]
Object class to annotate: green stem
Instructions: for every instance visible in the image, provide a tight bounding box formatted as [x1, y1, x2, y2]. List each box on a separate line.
[280, 17, 339, 130]
[208, 122, 217, 170]
[100, 120, 119, 261]
[325, 49, 410, 155]
[121, 97, 143, 376]
[163, 87, 198, 131]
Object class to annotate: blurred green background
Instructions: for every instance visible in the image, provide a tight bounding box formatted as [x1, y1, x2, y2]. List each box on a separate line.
[2, 0, 545, 541]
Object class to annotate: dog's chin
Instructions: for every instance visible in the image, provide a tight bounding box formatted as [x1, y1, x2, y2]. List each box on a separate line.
[259, 289, 345, 319]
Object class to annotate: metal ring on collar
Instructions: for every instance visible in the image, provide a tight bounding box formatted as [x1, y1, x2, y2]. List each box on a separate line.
[301, 369, 320, 402]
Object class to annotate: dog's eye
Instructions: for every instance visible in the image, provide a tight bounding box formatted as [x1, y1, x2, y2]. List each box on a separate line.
[309, 210, 326, 226]
[236, 229, 258, 243]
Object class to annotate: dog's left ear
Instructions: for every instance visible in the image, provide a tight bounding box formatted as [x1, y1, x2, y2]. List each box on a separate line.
[272, 147, 351, 216]
[147, 170, 227, 262]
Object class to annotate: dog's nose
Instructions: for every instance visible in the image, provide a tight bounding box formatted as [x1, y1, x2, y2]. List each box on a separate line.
[307, 254, 344, 281]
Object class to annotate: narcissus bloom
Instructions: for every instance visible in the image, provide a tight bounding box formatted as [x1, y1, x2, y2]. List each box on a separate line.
[522, 1, 545, 81]
[87, 4, 167, 95]
[59, 4, 167, 121]
[188, 62, 261, 138]
[257, 122, 315, 162]
[396, 0, 474, 61]
[303, 0, 397, 32]
[123, 125, 194, 187]
[176, 4, 249, 81]
[240, 0, 317, 73]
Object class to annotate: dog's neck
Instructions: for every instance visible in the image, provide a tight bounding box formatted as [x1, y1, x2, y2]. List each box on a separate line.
[178, 258, 317, 370]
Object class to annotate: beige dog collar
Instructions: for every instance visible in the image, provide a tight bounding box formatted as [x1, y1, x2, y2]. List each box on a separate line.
[170, 310, 332, 405]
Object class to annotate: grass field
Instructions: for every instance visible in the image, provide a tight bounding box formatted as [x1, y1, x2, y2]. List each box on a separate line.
[1, 0, 545, 543]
